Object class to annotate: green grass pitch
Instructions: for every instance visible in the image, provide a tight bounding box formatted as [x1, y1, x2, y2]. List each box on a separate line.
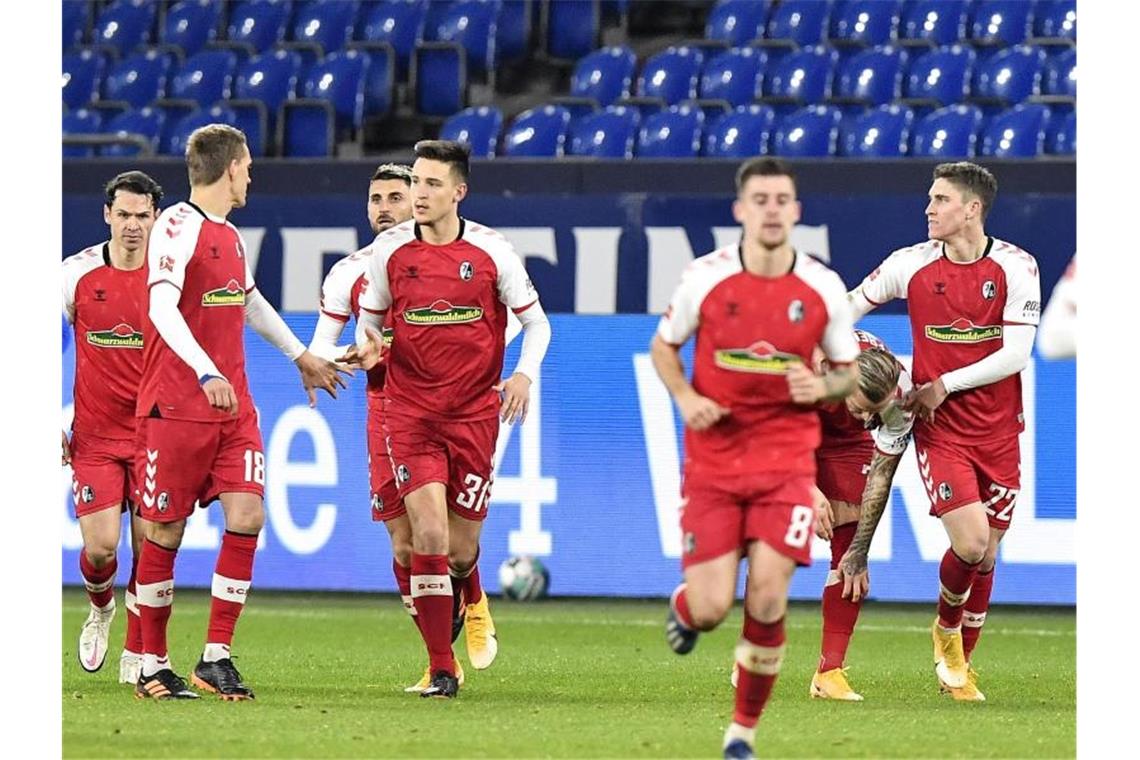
[62, 588, 1074, 758]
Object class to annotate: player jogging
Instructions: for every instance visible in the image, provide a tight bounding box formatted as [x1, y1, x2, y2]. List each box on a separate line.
[132, 124, 349, 701]
[63, 171, 163, 684]
[653, 157, 859, 759]
[847, 161, 1041, 702]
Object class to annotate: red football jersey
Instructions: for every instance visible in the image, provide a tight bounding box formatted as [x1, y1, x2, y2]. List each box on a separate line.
[136, 202, 256, 422]
[855, 237, 1041, 444]
[318, 245, 390, 397]
[63, 242, 147, 440]
[359, 218, 539, 421]
[657, 247, 859, 478]
[817, 329, 887, 455]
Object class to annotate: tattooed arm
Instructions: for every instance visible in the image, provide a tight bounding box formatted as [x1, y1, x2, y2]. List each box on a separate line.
[837, 449, 904, 602]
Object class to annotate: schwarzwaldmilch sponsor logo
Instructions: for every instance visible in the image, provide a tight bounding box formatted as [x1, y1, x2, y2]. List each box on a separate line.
[86, 322, 143, 349]
[202, 279, 245, 307]
[714, 340, 802, 374]
[924, 318, 1002, 343]
[403, 299, 483, 325]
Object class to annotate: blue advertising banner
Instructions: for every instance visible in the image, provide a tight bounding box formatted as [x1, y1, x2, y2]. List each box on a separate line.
[61, 315, 1075, 605]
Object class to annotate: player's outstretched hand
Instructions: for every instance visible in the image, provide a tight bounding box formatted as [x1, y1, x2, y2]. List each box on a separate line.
[493, 372, 532, 424]
[786, 363, 827, 404]
[812, 486, 833, 540]
[676, 390, 730, 431]
[838, 549, 870, 602]
[202, 376, 239, 416]
[62, 430, 72, 466]
[902, 377, 948, 423]
[296, 350, 354, 407]
[354, 326, 386, 371]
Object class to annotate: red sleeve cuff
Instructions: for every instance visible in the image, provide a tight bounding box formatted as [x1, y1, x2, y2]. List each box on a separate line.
[512, 300, 538, 315]
[321, 310, 351, 323]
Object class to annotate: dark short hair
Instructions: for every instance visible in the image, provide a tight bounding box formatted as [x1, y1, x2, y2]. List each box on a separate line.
[371, 163, 412, 185]
[104, 171, 163, 210]
[933, 161, 998, 220]
[186, 123, 248, 186]
[413, 139, 471, 183]
[735, 157, 797, 194]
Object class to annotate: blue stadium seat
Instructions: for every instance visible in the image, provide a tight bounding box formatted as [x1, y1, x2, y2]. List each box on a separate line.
[897, 0, 967, 47]
[980, 103, 1050, 157]
[763, 46, 837, 106]
[971, 45, 1045, 106]
[280, 99, 336, 156]
[636, 104, 704, 158]
[902, 44, 975, 109]
[705, 0, 771, 47]
[546, 0, 600, 62]
[227, 0, 292, 54]
[1030, 0, 1076, 45]
[570, 46, 637, 107]
[63, 50, 107, 110]
[422, 0, 455, 37]
[63, 1, 89, 50]
[497, 0, 532, 62]
[301, 50, 369, 132]
[771, 104, 842, 156]
[702, 104, 776, 157]
[169, 50, 238, 107]
[229, 100, 268, 156]
[292, 0, 358, 56]
[828, 1, 900, 48]
[700, 47, 766, 108]
[351, 42, 395, 118]
[1045, 108, 1074, 155]
[359, 0, 429, 79]
[501, 105, 572, 157]
[831, 46, 906, 106]
[101, 106, 166, 156]
[235, 49, 302, 134]
[764, 0, 831, 48]
[434, 0, 497, 79]
[161, 0, 222, 58]
[840, 103, 914, 156]
[567, 105, 640, 158]
[440, 105, 503, 158]
[412, 42, 466, 117]
[909, 103, 983, 156]
[93, 0, 157, 58]
[102, 50, 171, 110]
[968, 1, 1034, 48]
[1041, 47, 1075, 98]
[165, 104, 238, 156]
[63, 108, 104, 157]
[637, 47, 704, 106]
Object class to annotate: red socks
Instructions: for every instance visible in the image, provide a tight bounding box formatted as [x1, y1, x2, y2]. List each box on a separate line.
[962, 568, 995, 660]
[411, 553, 455, 674]
[124, 555, 143, 653]
[937, 548, 981, 628]
[79, 552, 116, 610]
[456, 562, 483, 606]
[733, 615, 786, 728]
[670, 583, 697, 629]
[136, 539, 177, 669]
[819, 523, 860, 672]
[206, 530, 257, 651]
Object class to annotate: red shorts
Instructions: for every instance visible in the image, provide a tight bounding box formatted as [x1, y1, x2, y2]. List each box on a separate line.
[381, 401, 499, 523]
[679, 472, 818, 569]
[70, 431, 136, 517]
[133, 410, 265, 523]
[914, 435, 1021, 529]
[816, 445, 873, 505]
[367, 400, 404, 522]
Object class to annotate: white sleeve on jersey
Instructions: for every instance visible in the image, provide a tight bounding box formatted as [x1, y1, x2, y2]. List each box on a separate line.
[817, 271, 860, 364]
[320, 249, 369, 322]
[1037, 255, 1076, 358]
[359, 247, 393, 315]
[238, 228, 256, 292]
[493, 242, 540, 312]
[244, 289, 306, 360]
[149, 282, 223, 380]
[309, 312, 349, 361]
[147, 204, 203, 291]
[995, 245, 1042, 326]
[941, 323, 1035, 393]
[656, 270, 700, 346]
[62, 246, 106, 324]
[874, 370, 914, 456]
[851, 244, 932, 315]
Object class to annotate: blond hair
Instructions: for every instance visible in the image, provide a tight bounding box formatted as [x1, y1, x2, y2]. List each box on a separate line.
[857, 347, 901, 404]
[186, 124, 247, 187]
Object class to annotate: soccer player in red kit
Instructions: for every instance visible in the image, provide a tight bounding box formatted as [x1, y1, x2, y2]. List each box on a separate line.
[848, 161, 1041, 702]
[63, 171, 163, 683]
[132, 124, 349, 701]
[810, 336, 914, 701]
[354, 140, 552, 699]
[652, 158, 859, 760]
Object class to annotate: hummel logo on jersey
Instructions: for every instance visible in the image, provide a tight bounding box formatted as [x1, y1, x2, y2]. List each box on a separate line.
[934, 281, 947, 295]
[787, 299, 804, 323]
[924, 319, 1002, 343]
[982, 280, 996, 300]
[210, 246, 220, 259]
[406, 265, 419, 279]
[726, 302, 739, 317]
[403, 300, 483, 325]
[459, 261, 474, 281]
[714, 340, 802, 374]
[94, 288, 106, 302]
[202, 279, 246, 307]
[159, 255, 175, 272]
[87, 323, 143, 349]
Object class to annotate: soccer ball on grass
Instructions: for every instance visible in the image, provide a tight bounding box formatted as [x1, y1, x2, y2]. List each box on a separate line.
[498, 556, 550, 601]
